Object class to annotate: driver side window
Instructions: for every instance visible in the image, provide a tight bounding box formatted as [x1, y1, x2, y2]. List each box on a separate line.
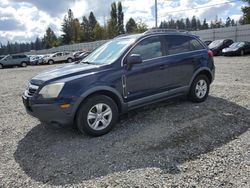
[129, 37, 163, 61]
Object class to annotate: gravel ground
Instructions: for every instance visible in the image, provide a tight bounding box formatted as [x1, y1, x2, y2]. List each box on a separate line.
[0, 56, 250, 188]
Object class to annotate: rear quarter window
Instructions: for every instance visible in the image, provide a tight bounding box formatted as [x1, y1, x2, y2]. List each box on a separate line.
[165, 35, 205, 55]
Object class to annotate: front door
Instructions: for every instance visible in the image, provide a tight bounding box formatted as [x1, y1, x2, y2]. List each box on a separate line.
[124, 36, 167, 103]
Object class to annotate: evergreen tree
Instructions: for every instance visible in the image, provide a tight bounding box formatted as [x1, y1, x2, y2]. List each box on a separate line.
[108, 2, 118, 38]
[81, 16, 90, 42]
[185, 18, 191, 30]
[89, 12, 98, 41]
[196, 18, 201, 30]
[202, 19, 209, 30]
[93, 23, 105, 40]
[73, 18, 82, 43]
[191, 16, 197, 30]
[35, 37, 43, 50]
[117, 2, 125, 34]
[61, 9, 75, 44]
[226, 17, 232, 27]
[241, 0, 250, 24]
[43, 27, 58, 49]
[126, 18, 137, 33]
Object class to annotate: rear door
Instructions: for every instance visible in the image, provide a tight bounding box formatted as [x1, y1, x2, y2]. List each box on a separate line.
[162, 35, 207, 88]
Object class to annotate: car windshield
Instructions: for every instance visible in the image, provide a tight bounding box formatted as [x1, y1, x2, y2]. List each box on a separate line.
[208, 40, 224, 48]
[81, 35, 140, 65]
[230, 42, 245, 48]
[1, 55, 9, 60]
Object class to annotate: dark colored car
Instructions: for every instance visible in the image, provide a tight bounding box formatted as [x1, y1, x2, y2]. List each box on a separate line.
[22, 30, 215, 136]
[208, 39, 234, 56]
[74, 51, 91, 62]
[0, 54, 30, 69]
[30, 55, 44, 65]
[204, 40, 212, 46]
[222, 41, 250, 56]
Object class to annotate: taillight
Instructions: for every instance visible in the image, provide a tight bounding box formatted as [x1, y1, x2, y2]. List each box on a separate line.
[208, 50, 213, 58]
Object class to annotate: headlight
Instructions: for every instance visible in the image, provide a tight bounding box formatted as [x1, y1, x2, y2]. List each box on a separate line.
[39, 83, 65, 98]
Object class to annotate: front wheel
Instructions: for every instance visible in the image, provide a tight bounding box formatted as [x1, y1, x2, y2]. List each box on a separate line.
[76, 95, 118, 136]
[189, 75, 210, 103]
[21, 62, 27, 67]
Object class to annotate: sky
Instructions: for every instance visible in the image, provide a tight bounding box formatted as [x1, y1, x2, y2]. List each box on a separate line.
[0, 0, 246, 44]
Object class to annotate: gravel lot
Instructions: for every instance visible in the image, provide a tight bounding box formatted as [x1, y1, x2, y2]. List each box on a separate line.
[0, 56, 250, 188]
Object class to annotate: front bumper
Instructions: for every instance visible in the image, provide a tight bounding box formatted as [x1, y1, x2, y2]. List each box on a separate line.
[222, 51, 239, 56]
[22, 95, 74, 126]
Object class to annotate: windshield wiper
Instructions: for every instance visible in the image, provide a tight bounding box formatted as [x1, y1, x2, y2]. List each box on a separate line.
[80, 61, 95, 65]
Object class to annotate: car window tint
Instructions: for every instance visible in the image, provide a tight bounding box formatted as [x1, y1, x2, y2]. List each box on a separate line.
[129, 36, 163, 61]
[190, 39, 205, 50]
[165, 35, 204, 55]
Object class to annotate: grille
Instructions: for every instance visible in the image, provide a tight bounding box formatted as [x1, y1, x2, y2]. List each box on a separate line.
[27, 83, 39, 96]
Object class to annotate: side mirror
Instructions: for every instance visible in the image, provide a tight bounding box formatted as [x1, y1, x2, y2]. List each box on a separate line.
[127, 54, 143, 68]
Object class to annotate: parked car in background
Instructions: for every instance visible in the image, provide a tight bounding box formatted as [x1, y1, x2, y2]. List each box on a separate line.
[43, 52, 74, 64]
[30, 55, 44, 65]
[73, 51, 84, 59]
[204, 40, 212, 46]
[208, 39, 234, 56]
[0, 54, 30, 69]
[22, 30, 215, 136]
[74, 51, 91, 62]
[222, 41, 250, 56]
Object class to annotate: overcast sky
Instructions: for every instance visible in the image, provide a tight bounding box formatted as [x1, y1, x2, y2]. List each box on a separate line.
[0, 0, 246, 44]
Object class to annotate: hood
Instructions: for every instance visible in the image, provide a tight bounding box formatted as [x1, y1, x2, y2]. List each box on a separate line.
[222, 47, 239, 52]
[31, 63, 99, 85]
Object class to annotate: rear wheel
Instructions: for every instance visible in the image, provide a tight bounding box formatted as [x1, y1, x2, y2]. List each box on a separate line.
[48, 60, 54, 65]
[189, 75, 210, 103]
[240, 50, 244, 56]
[21, 62, 27, 67]
[76, 95, 118, 136]
[0, 64, 3, 69]
[67, 58, 73, 63]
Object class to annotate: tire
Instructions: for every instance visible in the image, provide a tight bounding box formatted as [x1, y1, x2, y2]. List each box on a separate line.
[0, 64, 3, 69]
[76, 95, 118, 136]
[67, 58, 73, 63]
[48, 60, 54, 65]
[21, 62, 27, 67]
[240, 50, 244, 56]
[189, 75, 210, 103]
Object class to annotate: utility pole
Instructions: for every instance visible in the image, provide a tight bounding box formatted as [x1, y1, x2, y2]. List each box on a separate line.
[155, 0, 158, 28]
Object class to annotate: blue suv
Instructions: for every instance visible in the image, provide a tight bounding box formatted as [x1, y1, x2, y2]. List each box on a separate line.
[22, 30, 215, 136]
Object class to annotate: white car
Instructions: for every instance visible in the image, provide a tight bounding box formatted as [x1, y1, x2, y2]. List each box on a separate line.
[43, 52, 74, 64]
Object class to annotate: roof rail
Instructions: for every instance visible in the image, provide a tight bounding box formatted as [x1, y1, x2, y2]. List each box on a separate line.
[144, 29, 189, 35]
[114, 34, 132, 39]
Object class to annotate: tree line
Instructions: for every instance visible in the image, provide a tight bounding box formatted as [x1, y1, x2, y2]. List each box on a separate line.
[0, 0, 249, 55]
[159, 15, 241, 30]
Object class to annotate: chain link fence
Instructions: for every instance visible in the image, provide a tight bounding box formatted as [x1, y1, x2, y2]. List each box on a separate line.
[192, 24, 250, 42]
[29, 24, 250, 55]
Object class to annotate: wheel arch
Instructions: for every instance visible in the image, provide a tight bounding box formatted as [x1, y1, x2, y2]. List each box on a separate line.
[189, 68, 213, 87]
[73, 86, 126, 123]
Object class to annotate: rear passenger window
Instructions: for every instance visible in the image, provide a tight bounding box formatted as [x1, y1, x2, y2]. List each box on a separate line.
[129, 36, 163, 61]
[190, 39, 204, 50]
[165, 35, 204, 55]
